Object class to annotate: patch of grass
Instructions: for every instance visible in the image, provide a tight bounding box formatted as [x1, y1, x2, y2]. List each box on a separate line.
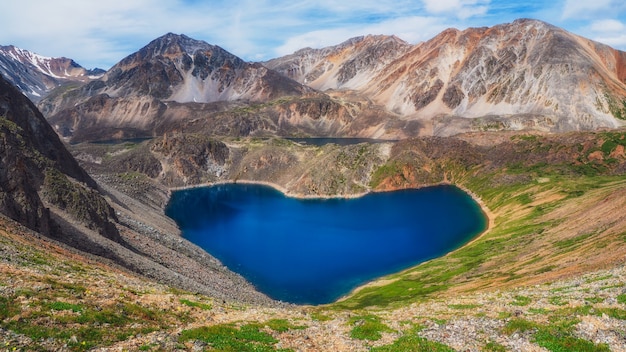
[43, 277, 87, 295]
[139, 343, 158, 351]
[179, 298, 212, 310]
[534, 329, 609, 352]
[600, 283, 624, 290]
[549, 296, 568, 306]
[505, 316, 610, 351]
[310, 311, 333, 321]
[369, 161, 403, 188]
[515, 193, 533, 205]
[584, 297, 605, 304]
[498, 311, 512, 319]
[529, 308, 550, 315]
[554, 233, 594, 250]
[484, 341, 507, 352]
[535, 265, 557, 274]
[47, 301, 83, 312]
[448, 303, 481, 310]
[617, 294, 626, 304]
[503, 318, 537, 335]
[0, 296, 20, 320]
[370, 330, 453, 352]
[511, 295, 532, 306]
[597, 307, 626, 320]
[585, 274, 613, 283]
[348, 315, 393, 341]
[179, 323, 286, 352]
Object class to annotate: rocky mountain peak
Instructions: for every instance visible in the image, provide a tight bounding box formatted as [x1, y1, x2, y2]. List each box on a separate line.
[114, 33, 239, 68]
[0, 45, 100, 102]
[264, 33, 412, 90]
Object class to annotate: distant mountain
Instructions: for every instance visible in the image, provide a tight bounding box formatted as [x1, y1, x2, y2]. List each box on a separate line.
[267, 19, 626, 134]
[0, 45, 103, 102]
[100, 33, 309, 102]
[40, 33, 321, 142]
[265, 35, 412, 91]
[0, 74, 119, 241]
[38, 20, 626, 142]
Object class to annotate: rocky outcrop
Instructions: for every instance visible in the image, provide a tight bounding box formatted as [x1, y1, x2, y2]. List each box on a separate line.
[0, 74, 118, 240]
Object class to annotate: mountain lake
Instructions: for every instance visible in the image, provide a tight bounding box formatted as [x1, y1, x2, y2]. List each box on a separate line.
[165, 183, 487, 305]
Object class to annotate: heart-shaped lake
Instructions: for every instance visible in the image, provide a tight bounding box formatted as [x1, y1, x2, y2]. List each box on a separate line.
[165, 183, 487, 305]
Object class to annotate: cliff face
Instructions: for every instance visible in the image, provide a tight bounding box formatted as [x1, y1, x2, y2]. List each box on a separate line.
[0, 74, 119, 240]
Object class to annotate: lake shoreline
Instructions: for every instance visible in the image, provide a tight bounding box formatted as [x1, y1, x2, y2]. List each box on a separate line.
[167, 179, 495, 306]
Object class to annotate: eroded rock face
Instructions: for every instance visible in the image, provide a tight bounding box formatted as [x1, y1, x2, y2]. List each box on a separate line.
[150, 134, 229, 185]
[0, 75, 119, 240]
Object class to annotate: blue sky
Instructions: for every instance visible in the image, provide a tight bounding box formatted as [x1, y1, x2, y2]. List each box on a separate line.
[1, 0, 625, 69]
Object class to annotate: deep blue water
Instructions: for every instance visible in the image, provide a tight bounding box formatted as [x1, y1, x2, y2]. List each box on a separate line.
[165, 184, 487, 305]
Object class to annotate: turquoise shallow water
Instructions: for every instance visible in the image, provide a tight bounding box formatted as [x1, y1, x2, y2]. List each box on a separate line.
[165, 184, 487, 305]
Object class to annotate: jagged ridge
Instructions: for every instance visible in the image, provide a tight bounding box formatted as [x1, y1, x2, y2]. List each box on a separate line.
[0, 45, 103, 102]
[267, 19, 626, 133]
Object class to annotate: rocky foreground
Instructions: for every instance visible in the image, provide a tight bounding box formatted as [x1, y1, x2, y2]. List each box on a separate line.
[1, 213, 625, 351]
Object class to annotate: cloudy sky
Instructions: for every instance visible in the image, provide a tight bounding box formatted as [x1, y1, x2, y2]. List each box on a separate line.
[1, 0, 625, 69]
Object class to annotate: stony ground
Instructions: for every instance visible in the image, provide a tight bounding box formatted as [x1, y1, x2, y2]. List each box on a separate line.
[1, 214, 625, 351]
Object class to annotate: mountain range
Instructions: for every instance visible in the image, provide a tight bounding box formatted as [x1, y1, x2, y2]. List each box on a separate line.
[0, 45, 104, 102]
[2, 18, 626, 143]
[265, 19, 626, 134]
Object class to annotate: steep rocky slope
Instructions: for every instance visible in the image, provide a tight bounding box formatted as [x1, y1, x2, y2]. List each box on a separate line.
[267, 19, 626, 134]
[0, 45, 103, 102]
[0, 74, 117, 240]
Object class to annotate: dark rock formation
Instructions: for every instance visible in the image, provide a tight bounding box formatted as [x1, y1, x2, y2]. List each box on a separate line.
[0, 74, 119, 240]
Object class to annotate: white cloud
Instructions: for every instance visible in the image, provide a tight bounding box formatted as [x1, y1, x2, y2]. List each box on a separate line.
[561, 0, 624, 20]
[593, 34, 626, 47]
[422, 0, 489, 19]
[590, 19, 626, 32]
[587, 19, 626, 48]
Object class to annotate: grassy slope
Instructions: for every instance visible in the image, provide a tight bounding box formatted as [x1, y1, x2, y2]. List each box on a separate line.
[336, 132, 626, 310]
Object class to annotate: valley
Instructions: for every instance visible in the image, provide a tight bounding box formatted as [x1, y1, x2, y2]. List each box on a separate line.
[0, 17, 626, 351]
